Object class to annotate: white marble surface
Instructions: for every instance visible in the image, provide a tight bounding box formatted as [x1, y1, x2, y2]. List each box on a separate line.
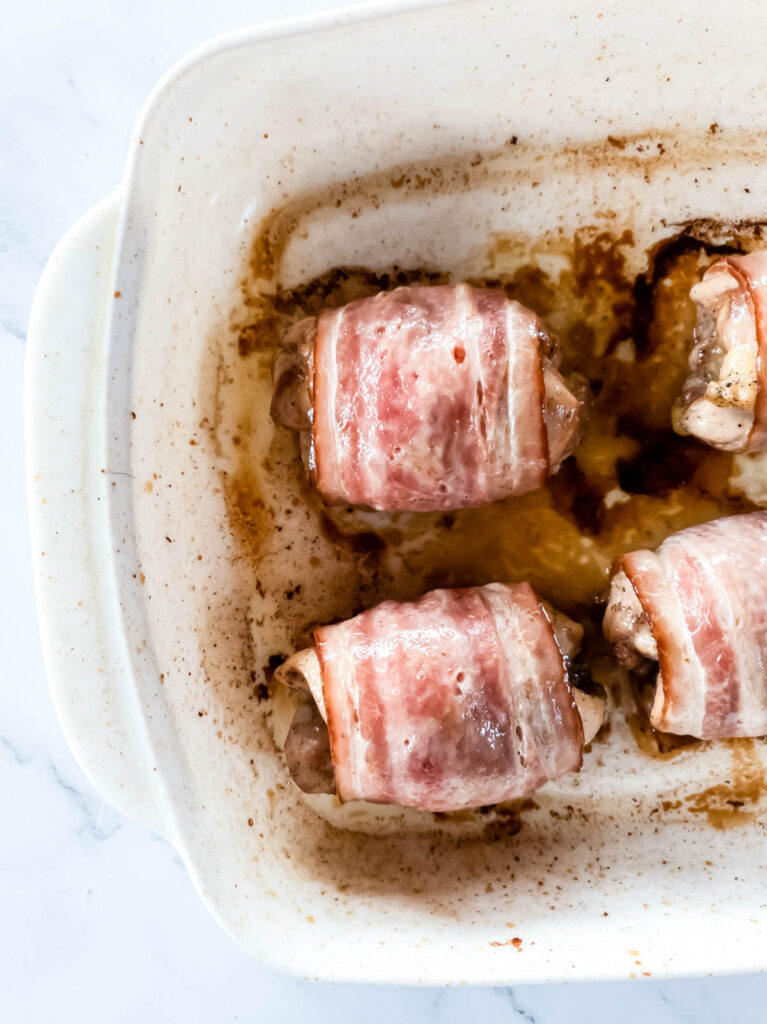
[4, 0, 767, 1019]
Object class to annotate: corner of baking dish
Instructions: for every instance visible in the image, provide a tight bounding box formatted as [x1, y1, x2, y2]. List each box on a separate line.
[26, 0, 472, 981]
[24, 0, 447, 842]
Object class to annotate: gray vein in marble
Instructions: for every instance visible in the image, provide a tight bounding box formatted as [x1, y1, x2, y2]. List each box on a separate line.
[504, 988, 537, 1023]
[430, 989, 445, 1017]
[0, 732, 33, 765]
[657, 985, 704, 1024]
[1, 323, 26, 343]
[49, 761, 122, 841]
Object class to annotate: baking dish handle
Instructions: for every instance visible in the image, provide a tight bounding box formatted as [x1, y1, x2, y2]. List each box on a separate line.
[26, 195, 171, 837]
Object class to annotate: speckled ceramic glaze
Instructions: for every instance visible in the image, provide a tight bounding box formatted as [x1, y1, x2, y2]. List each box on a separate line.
[26, 0, 767, 984]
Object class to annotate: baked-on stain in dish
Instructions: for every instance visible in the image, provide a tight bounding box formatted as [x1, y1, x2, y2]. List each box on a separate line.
[230, 236, 759, 602]
[228, 238, 764, 784]
[658, 739, 767, 829]
[209, 134, 767, 839]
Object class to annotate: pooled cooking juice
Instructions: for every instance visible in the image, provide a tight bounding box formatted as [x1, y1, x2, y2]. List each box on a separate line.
[224, 229, 761, 627]
[211, 137, 767, 832]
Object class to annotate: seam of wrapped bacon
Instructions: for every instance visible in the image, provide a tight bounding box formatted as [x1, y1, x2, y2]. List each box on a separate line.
[314, 583, 583, 812]
[621, 513, 767, 739]
[621, 548, 690, 733]
[723, 255, 767, 451]
[311, 285, 550, 511]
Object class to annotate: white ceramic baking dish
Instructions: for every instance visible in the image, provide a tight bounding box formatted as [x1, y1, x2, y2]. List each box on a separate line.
[27, 0, 767, 984]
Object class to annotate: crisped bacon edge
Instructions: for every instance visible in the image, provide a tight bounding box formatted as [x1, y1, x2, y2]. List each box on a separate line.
[725, 253, 767, 451]
[621, 548, 698, 735]
[314, 617, 361, 802]
[312, 306, 346, 504]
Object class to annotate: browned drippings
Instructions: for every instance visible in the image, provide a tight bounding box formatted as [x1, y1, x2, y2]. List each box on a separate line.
[682, 740, 767, 829]
[209, 135, 767, 833]
[625, 675, 700, 759]
[626, 711, 699, 760]
[226, 222, 760, 622]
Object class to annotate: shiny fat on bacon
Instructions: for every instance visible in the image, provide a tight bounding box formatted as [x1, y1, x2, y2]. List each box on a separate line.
[606, 512, 767, 739]
[314, 583, 584, 811]
[313, 286, 548, 509]
[272, 285, 583, 511]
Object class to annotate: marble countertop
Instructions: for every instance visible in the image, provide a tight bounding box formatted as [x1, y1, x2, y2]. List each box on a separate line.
[4, 0, 767, 1019]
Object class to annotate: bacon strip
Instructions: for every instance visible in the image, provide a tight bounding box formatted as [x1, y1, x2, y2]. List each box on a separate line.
[621, 512, 767, 739]
[731, 252, 767, 450]
[312, 285, 549, 511]
[314, 583, 583, 811]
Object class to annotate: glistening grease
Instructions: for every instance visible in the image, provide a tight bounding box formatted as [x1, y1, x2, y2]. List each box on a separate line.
[211, 135, 767, 838]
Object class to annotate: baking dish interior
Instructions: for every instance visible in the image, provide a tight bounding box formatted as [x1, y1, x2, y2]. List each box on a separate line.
[106, 0, 767, 982]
